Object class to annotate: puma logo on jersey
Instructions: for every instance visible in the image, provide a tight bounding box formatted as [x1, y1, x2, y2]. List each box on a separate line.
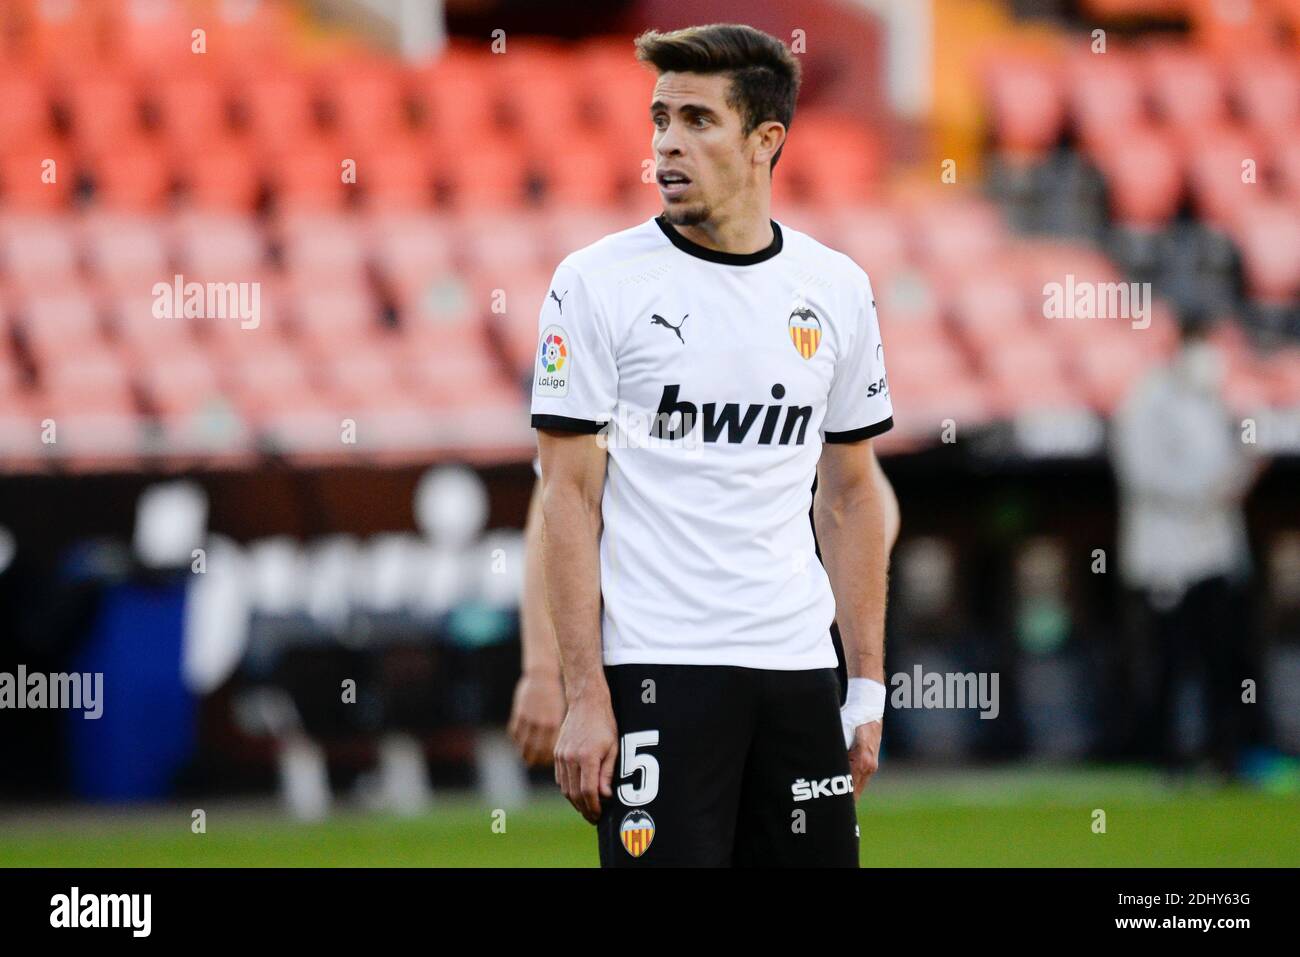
[652, 383, 812, 445]
[792, 775, 853, 802]
[549, 289, 569, 314]
[650, 312, 687, 344]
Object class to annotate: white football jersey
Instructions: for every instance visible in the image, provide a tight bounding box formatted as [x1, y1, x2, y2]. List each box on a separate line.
[531, 216, 892, 669]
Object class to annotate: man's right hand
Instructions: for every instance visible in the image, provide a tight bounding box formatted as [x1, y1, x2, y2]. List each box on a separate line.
[553, 687, 619, 825]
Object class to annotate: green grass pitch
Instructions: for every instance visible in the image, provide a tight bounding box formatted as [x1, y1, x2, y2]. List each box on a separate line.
[2, 767, 1296, 867]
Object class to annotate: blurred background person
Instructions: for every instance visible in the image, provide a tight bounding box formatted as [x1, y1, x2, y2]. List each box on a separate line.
[1111, 313, 1266, 779]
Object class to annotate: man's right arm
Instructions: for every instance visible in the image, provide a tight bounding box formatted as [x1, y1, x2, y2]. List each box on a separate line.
[537, 427, 617, 824]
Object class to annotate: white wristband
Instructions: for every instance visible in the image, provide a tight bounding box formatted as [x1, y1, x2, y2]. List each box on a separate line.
[840, 677, 886, 748]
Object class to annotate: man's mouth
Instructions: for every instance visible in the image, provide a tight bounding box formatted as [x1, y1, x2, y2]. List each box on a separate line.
[656, 170, 692, 199]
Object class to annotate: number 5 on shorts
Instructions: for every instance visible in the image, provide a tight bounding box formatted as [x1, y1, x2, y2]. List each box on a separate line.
[617, 730, 660, 806]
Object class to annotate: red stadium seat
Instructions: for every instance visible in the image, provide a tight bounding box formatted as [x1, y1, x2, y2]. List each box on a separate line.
[135, 346, 224, 415]
[316, 340, 406, 404]
[1229, 52, 1300, 138]
[1145, 45, 1228, 131]
[454, 210, 549, 274]
[224, 346, 317, 409]
[41, 348, 136, 407]
[368, 213, 456, 296]
[81, 214, 170, 292]
[910, 197, 1005, 276]
[435, 135, 532, 210]
[781, 116, 880, 205]
[535, 133, 628, 208]
[320, 60, 410, 143]
[173, 213, 266, 277]
[265, 142, 350, 212]
[293, 288, 380, 351]
[949, 272, 1033, 340]
[17, 289, 104, 356]
[152, 74, 234, 153]
[62, 73, 144, 150]
[278, 215, 369, 287]
[1266, 128, 1300, 201]
[1073, 336, 1162, 414]
[1227, 199, 1300, 304]
[237, 71, 321, 147]
[87, 140, 174, 210]
[497, 62, 589, 151]
[1184, 123, 1262, 227]
[176, 141, 263, 212]
[0, 139, 74, 211]
[418, 54, 503, 143]
[110, 293, 197, 351]
[355, 141, 434, 211]
[1066, 49, 1146, 149]
[984, 54, 1066, 159]
[1091, 125, 1183, 228]
[0, 75, 54, 144]
[0, 215, 79, 291]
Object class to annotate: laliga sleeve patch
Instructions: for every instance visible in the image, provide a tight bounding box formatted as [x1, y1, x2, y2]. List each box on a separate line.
[534, 324, 570, 397]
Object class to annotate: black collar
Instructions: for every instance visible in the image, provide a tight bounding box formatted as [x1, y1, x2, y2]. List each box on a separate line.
[655, 215, 783, 266]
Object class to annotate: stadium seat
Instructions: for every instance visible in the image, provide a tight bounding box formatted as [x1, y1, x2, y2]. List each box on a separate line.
[293, 288, 381, 352]
[135, 346, 223, 415]
[368, 213, 456, 296]
[152, 74, 235, 153]
[62, 72, 144, 150]
[435, 135, 532, 210]
[86, 141, 174, 210]
[278, 215, 369, 287]
[176, 143, 263, 212]
[418, 54, 504, 143]
[1091, 125, 1183, 228]
[983, 54, 1065, 159]
[534, 134, 628, 208]
[320, 60, 410, 143]
[0, 75, 54, 144]
[1227, 200, 1300, 304]
[1185, 124, 1263, 227]
[0, 215, 79, 291]
[910, 198, 1006, 277]
[173, 213, 267, 277]
[1066, 49, 1145, 149]
[17, 290, 106, 364]
[265, 142, 350, 212]
[40, 348, 136, 408]
[1229, 52, 1300, 137]
[0, 140, 74, 211]
[110, 293, 197, 351]
[237, 71, 322, 147]
[81, 214, 170, 292]
[1145, 45, 1227, 131]
[355, 142, 434, 211]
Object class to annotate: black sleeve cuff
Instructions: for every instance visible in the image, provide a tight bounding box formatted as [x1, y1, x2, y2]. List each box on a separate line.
[824, 416, 894, 443]
[532, 414, 606, 434]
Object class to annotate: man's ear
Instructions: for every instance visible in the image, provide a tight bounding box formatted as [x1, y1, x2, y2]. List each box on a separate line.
[751, 121, 787, 169]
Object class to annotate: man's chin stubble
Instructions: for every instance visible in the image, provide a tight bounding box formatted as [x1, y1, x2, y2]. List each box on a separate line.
[663, 204, 710, 227]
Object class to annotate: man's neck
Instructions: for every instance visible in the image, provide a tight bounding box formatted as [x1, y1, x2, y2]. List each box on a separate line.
[671, 200, 773, 255]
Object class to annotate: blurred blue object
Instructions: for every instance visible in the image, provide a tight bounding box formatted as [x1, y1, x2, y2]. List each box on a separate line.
[68, 573, 196, 800]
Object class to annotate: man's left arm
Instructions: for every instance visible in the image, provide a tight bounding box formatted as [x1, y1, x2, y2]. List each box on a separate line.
[815, 439, 890, 797]
[817, 270, 895, 798]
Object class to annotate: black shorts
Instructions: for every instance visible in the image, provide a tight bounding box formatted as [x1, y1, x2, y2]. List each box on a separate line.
[596, 664, 859, 867]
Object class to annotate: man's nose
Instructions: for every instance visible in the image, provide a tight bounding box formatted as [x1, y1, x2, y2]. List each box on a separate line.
[655, 127, 683, 158]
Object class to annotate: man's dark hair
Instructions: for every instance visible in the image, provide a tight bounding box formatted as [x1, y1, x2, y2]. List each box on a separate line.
[634, 24, 802, 171]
